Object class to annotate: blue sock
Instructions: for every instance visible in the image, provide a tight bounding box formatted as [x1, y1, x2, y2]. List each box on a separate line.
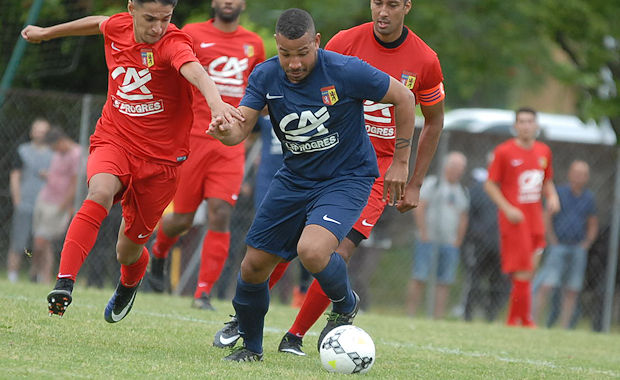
[311, 252, 355, 314]
[232, 274, 269, 354]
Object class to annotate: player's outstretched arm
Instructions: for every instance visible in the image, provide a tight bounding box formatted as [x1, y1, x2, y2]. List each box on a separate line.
[21, 16, 108, 43]
[179, 61, 244, 125]
[208, 106, 260, 146]
[399, 101, 444, 212]
[484, 180, 523, 224]
[379, 77, 416, 208]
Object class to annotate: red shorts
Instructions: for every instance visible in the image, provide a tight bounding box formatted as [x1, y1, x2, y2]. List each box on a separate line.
[173, 137, 244, 213]
[351, 156, 392, 238]
[87, 143, 179, 244]
[499, 220, 545, 274]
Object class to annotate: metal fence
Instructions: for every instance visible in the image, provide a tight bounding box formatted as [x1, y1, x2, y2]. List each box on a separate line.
[1, 88, 618, 331]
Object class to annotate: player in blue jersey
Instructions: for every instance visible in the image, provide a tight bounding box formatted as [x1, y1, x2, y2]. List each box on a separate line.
[208, 8, 417, 362]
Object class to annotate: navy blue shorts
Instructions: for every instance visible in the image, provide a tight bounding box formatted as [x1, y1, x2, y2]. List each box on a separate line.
[246, 169, 374, 261]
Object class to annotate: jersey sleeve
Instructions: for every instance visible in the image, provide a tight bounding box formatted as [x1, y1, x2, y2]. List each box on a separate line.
[324, 31, 347, 54]
[343, 56, 390, 103]
[416, 55, 445, 106]
[240, 67, 266, 110]
[11, 146, 24, 171]
[487, 147, 503, 184]
[543, 146, 553, 181]
[161, 32, 199, 72]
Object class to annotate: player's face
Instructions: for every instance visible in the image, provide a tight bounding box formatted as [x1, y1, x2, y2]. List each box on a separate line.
[275, 32, 321, 84]
[371, 0, 411, 41]
[514, 111, 539, 142]
[212, 0, 245, 23]
[128, 0, 174, 44]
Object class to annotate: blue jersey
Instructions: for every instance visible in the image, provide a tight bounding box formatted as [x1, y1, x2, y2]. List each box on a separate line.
[240, 49, 390, 180]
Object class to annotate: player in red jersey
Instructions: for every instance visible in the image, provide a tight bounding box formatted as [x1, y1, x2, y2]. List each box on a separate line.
[147, 0, 265, 310]
[21, 0, 242, 322]
[485, 107, 560, 327]
[212, 0, 444, 355]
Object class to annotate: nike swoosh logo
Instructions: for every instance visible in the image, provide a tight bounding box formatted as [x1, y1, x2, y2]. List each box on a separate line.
[361, 219, 374, 227]
[266, 93, 284, 99]
[511, 159, 523, 166]
[219, 334, 240, 346]
[200, 42, 216, 48]
[110, 290, 137, 322]
[322, 214, 341, 225]
[111, 42, 121, 51]
[138, 233, 150, 239]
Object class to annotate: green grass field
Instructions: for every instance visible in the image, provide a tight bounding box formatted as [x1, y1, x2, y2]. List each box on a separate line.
[2, 279, 619, 379]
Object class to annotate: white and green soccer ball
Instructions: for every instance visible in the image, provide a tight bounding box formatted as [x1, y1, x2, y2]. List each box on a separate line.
[319, 325, 375, 374]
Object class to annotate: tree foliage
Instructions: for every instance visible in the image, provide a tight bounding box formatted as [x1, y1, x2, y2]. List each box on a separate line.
[1, 0, 617, 134]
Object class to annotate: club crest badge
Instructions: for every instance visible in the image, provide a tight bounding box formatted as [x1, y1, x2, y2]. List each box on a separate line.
[401, 71, 416, 90]
[141, 49, 154, 67]
[321, 85, 338, 106]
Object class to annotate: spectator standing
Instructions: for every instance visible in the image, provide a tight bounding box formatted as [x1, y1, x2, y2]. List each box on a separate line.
[461, 160, 509, 322]
[485, 107, 560, 327]
[6, 118, 53, 283]
[148, 0, 265, 310]
[31, 127, 82, 284]
[534, 160, 598, 328]
[407, 151, 469, 319]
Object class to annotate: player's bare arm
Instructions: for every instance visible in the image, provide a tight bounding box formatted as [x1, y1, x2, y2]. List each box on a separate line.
[179, 61, 244, 125]
[378, 77, 415, 206]
[484, 180, 524, 224]
[398, 101, 444, 212]
[208, 106, 260, 146]
[21, 16, 108, 43]
[542, 179, 560, 214]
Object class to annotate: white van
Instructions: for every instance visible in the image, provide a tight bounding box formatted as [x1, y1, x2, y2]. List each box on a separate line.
[443, 108, 617, 145]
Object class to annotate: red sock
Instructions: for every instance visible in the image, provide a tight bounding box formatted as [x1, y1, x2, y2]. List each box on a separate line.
[269, 261, 290, 289]
[57, 200, 108, 281]
[120, 247, 149, 287]
[194, 230, 229, 298]
[152, 227, 179, 259]
[507, 278, 531, 325]
[288, 279, 331, 338]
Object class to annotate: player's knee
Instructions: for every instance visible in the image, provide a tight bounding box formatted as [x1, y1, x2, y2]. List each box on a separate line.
[86, 188, 114, 210]
[172, 214, 194, 231]
[207, 201, 232, 231]
[239, 256, 267, 283]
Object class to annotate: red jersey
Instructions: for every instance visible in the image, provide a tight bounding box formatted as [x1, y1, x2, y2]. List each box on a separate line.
[488, 139, 554, 234]
[325, 22, 445, 158]
[93, 13, 199, 165]
[182, 20, 265, 139]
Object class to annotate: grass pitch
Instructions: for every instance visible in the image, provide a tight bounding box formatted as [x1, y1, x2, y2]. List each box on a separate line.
[2, 279, 619, 379]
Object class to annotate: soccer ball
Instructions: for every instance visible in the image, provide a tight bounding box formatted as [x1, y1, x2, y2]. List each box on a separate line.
[319, 325, 375, 374]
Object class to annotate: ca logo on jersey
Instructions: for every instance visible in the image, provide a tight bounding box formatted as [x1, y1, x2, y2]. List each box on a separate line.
[363, 100, 395, 139]
[280, 107, 339, 154]
[208, 56, 249, 98]
[111, 66, 163, 116]
[517, 169, 544, 203]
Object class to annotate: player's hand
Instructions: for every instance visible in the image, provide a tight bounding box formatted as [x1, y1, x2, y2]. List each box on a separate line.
[383, 161, 408, 206]
[21, 25, 48, 43]
[210, 102, 245, 125]
[206, 116, 232, 139]
[504, 205, 524, 224]
[396, 183, 420, 213]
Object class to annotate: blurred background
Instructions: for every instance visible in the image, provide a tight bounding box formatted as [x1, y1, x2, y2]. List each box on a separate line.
[1, 0, 618, 332]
